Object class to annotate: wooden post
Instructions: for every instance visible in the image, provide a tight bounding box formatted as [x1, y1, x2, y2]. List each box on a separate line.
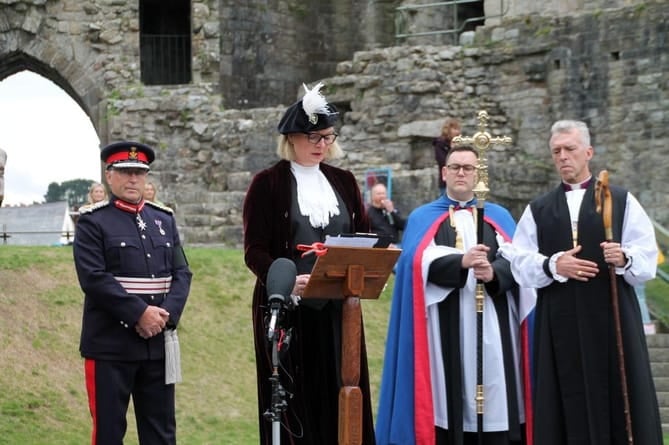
[303, 246, 400, 445]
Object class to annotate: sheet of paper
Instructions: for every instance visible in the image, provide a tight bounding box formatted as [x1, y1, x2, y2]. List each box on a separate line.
[324, 234, 379, 248]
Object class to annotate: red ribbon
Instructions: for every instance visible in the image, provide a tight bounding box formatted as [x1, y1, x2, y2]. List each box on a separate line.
[296, 242, 328, 258]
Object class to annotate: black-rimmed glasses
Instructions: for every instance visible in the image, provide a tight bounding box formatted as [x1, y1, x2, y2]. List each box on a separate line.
[446, 164, 477, 174]
[304, 132, 338, 145]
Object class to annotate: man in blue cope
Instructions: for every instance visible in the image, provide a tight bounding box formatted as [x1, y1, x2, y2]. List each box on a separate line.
[73, 141, 192, 445]
[376, 145, 526, 445]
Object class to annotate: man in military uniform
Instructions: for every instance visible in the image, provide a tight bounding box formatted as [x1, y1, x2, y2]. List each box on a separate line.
[73, 141, 192, 445]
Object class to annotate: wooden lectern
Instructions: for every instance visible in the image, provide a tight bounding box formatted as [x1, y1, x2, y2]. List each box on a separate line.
[303, 245, 400, 445]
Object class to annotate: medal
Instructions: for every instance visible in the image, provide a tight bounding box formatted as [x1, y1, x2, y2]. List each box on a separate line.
[136, 213, 147, 231]
[155, 219, 165, 235]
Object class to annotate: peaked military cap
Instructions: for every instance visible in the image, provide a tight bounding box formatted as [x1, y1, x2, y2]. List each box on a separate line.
[100, 141, 155, 170]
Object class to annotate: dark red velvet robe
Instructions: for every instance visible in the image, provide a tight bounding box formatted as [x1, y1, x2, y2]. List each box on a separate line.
[243, 160, 375, 444]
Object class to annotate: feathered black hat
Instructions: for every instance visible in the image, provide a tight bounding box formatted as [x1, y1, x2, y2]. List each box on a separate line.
[277, 82, 339, 134]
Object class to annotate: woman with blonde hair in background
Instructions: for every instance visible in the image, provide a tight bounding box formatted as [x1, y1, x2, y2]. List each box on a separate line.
[79, 182, 107, 211]
[144, 181, 161, 204]
[144, 181, 171, 210]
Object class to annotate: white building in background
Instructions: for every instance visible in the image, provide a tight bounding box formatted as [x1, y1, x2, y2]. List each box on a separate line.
[0, 201, 75, 246]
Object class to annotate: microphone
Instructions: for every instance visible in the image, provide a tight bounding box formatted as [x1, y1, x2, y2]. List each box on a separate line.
[383, 209, 394, 225]
[266, 258, 297, 341]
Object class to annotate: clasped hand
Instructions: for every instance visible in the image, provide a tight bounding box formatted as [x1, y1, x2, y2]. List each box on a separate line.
[557, 242, 625, 281]
[135, 306, 170, 339]
[463, 244, 494, 283]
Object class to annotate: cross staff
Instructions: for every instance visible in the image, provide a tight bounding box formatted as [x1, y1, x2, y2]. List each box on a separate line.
[452, 110, 513, 203]
[451, 110, 512, 444]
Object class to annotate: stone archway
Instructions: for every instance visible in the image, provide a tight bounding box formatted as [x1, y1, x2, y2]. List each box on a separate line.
[0, 2, 104, 137]
[0, 3, 110, 205]
[0, 51, 102, 136]
[0, 68, 104, 206]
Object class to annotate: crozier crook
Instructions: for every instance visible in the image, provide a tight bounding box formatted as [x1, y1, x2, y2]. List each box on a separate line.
[595, 170, 633, 445]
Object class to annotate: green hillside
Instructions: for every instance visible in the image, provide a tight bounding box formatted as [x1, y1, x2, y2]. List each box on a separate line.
[1, 246, 667, 444]
[0, 246, 393, 444]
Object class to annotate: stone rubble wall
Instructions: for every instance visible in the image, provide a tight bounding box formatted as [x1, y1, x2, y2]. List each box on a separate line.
[171, 0, 664, 246]
[485, 0, 642, 24]
[0, 0, 666, 246]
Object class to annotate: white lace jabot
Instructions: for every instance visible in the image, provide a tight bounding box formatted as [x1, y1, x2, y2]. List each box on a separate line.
[290, 161, 340, 228]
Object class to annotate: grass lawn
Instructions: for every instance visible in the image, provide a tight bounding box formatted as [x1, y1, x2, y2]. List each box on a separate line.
[1, 246, 667, 443]
[0, 246, 394, 444]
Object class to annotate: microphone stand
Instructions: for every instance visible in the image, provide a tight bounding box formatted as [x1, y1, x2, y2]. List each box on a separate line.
[262, 257, 298, 445]
[264, 300, 293, 445]
[264, 327, 288, 445]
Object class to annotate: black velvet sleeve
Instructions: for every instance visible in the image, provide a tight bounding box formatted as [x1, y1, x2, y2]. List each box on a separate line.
[428, 253, 468, 288]
[486, 254, 514, 298]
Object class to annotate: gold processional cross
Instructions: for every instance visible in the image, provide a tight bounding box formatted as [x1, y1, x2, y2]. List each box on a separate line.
[452, 110, 513, 204]
[450, 110, 513, 420]
[448, 110, 513, 250]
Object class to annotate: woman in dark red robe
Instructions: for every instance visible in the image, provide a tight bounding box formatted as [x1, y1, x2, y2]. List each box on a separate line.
[243, 83, 373, 444]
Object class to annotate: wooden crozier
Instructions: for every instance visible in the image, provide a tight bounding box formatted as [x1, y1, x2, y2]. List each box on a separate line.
[303, 245, 400, 445]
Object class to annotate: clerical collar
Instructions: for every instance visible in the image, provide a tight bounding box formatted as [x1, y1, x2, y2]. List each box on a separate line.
[444, 194, 476, 209]
[113, 197, 146, 213]
[562, 177, 592, 191]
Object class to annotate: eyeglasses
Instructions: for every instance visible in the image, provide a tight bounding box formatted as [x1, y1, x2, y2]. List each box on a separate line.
[446, 164, 477, 174]
[304, 132, 338, 145]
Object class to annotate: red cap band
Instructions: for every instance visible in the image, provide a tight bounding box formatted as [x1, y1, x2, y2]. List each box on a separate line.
[105, 147, 149, 164]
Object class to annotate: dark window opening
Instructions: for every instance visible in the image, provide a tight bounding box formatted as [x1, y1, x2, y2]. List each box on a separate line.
[610, 51, 620, 61]
[140, 0, 191, 85]
[395, 0, 485, 44]
[458, 0, 485, 33]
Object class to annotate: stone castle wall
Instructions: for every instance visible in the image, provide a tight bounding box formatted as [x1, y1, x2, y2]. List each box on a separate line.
[220, 0, 400, 108]
[0, 0, 666, 246]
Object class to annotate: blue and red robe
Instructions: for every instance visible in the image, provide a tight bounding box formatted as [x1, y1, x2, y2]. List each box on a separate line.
[375, 196, 535, 445]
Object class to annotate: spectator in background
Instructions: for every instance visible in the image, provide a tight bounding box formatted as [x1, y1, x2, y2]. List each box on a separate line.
[72, 182, 106, 226]
[367, 182, 405, 247]
[144, 181, 163, 205]
[433, 117, 461, 196]
[78, 182, 107, 212]
[88, 183, 107, 204]
[0, 147, 6, 206]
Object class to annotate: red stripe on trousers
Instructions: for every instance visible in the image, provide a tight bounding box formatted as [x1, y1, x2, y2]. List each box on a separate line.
[84, 359, 97, 445]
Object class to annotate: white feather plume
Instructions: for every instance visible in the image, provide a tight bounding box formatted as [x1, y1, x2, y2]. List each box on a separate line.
[301, 82, 333, 119]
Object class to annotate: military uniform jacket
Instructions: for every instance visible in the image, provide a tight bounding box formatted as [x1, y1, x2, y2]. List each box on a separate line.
[73, 197, 192, 361]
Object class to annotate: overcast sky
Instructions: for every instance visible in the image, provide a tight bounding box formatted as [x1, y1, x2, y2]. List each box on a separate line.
[0, 70, 101, 206]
